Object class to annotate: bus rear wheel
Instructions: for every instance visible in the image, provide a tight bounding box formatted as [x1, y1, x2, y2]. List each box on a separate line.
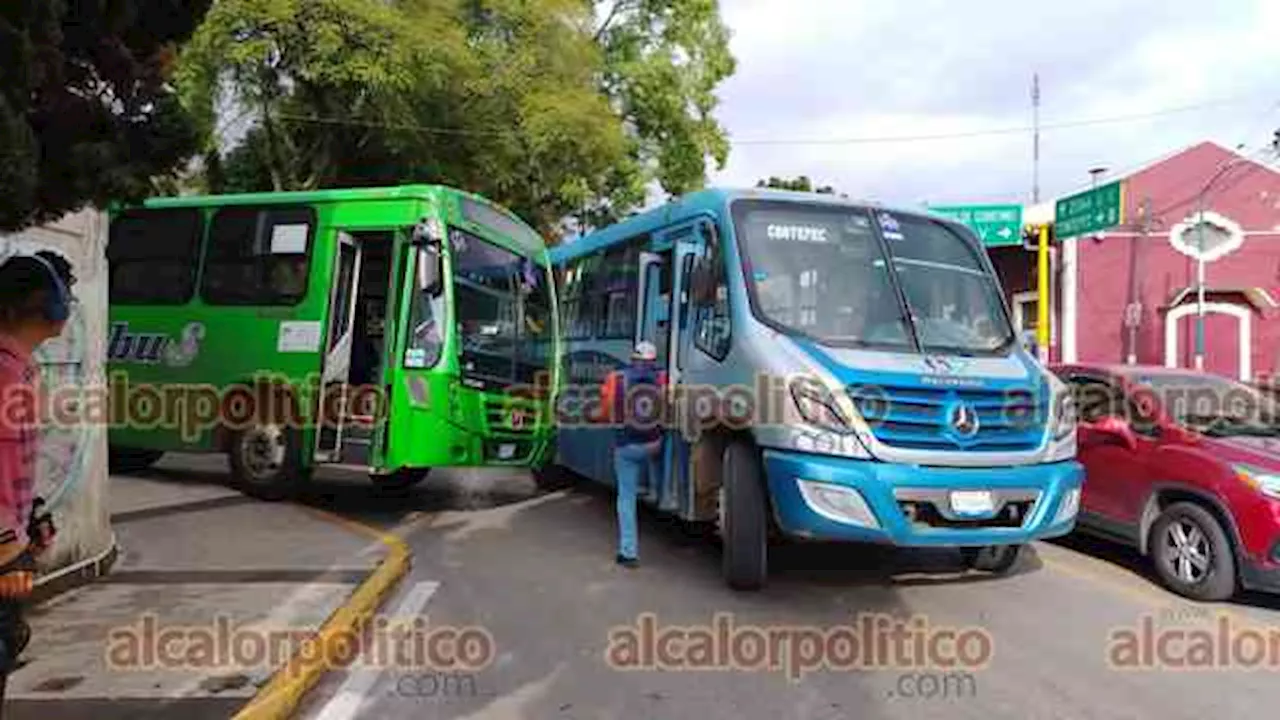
[720, 439, 769, 591]
[108, 447, 164, 475]
[228, 423, 309, 501]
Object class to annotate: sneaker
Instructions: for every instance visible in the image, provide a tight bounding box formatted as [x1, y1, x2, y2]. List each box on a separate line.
[615, 554, 639, 568]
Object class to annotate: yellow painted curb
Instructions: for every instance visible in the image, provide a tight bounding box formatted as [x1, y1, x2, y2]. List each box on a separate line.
[232, 508, 412, 720]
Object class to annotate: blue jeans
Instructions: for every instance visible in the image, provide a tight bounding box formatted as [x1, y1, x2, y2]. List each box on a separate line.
[613, 439, 662, 560]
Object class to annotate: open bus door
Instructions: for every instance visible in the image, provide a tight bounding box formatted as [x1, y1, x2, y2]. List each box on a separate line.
[639, 219, 710, 517]
[316, 231, 363, 463]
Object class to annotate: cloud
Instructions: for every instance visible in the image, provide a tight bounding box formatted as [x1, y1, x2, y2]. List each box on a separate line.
[710, 0, 1280, 207]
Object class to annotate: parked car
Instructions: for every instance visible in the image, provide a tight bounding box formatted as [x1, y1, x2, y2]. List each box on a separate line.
[1050, 363, 1280, 601]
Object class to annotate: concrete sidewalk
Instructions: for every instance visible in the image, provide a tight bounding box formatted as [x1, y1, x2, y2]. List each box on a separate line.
[5, 454, 395, 719]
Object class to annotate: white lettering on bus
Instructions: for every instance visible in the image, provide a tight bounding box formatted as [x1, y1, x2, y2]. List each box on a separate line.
[766, 225, 829, 243]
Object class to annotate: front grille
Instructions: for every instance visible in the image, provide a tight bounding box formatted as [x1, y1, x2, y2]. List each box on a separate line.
[848, 383, 1048, 452]
[483, 396, 541, 436]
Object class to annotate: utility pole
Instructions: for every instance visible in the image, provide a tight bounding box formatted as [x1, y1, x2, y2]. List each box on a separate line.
[1032, 73, 1041, 204]
[1125, 197, 1150, 365]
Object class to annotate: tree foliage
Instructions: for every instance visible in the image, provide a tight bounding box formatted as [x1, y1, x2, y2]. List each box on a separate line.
[0, 0, 211, 232]
[756, 176, 837, 194]
[178, 0, 735, 238]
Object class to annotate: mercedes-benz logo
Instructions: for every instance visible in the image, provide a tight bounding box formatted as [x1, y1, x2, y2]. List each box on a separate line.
[948, 402, 980, 437]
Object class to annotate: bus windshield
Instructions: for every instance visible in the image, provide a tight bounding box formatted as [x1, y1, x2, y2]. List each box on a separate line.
[451, 227, 550, 385]
[732, 200, 1014, 355]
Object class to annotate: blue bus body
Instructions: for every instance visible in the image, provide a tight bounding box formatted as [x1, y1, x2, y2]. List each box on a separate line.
[546, 187, 1083, 589]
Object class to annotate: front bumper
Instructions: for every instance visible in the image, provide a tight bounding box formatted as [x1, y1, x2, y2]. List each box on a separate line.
[764, 449, 1083, 546]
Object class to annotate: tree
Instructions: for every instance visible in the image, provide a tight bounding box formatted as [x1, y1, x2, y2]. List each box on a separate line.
[756, 176, 838, 194]
[0, 0, 211, 232]
[594, 0, 737, 214]
[178, 0, 736, 238]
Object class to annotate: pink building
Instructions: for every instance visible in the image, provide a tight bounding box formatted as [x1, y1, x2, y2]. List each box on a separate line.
[990, 141, 1280, 383]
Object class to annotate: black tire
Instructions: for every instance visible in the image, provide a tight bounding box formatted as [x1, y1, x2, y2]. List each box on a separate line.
[1148, 502, 1237, 602]
[108, 447, 164, 474]
[721, 440, 769, 591]
[372, 468, 429, 497]
[227, 423, 310, 501]
[532, 463, 573, 492]
[961, 544, 1023, 574]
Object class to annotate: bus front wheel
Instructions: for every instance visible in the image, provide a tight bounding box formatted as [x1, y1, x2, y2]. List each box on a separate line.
[720, 440, 769, 591]
[960, 544, 1022, 574]
[532, 463, 573, 492]
[228, 423, 309, 501]
[373, 468, 429, 497]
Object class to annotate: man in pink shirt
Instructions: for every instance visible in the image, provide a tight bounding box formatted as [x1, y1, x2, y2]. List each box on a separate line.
[0, 250, 72, 704]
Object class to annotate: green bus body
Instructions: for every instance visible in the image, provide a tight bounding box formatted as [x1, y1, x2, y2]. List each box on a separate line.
[105, 185, 560, 496]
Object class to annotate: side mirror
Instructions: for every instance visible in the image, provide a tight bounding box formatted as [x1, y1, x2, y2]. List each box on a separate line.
[1087, 415, 1138, 451]
[417, 246, 442, 296]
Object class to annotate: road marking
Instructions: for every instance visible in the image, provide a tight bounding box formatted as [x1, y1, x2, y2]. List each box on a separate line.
[310, 580, 441, 720]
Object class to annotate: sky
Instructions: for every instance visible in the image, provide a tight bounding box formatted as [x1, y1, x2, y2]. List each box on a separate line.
[708, 0, 1280, 211]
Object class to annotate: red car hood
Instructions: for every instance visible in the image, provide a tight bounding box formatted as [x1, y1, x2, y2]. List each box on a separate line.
[1202, 436, 1280, 469]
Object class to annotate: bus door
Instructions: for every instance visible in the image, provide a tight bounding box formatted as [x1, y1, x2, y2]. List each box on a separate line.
[647, 220, 708, 515]
[316, 231, 363, 463]
[370, 223, 446, 473]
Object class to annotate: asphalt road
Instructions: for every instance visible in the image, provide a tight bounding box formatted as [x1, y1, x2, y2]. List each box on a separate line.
[292, 466, 1280, 720]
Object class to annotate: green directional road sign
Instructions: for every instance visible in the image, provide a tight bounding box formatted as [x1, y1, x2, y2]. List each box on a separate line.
[928, 204, 1024, 247]
[1055, 180, 1126, 238]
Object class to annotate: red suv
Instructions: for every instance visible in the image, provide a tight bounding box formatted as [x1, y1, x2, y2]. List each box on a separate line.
[1052, 363, 1280, 601]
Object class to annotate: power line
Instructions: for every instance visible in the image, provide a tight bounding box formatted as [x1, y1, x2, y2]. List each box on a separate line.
[730, 96, 1252, 146]
[274, 112, 515, 137]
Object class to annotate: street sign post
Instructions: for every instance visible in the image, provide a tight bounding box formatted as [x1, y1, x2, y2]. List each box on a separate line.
[1055, 180, 1126, 238]
[929, 204, 1023, 246]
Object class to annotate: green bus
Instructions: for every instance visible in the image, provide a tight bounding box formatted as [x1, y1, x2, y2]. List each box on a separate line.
[105, 185, 561, 499]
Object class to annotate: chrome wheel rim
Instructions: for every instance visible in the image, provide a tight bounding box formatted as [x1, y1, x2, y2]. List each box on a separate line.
[1163, 518, 1211, 584]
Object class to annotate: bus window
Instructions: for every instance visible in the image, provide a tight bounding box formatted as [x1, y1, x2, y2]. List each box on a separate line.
[201, 206, 315, 306]
[692, 225, 730, 360]
[405, 245, 445, 369]
[108, 208, 203, 305]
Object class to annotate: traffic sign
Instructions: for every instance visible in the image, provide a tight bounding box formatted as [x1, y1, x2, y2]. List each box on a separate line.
[929, 204, 1023, 247]
[1055, 180, 1125, 238]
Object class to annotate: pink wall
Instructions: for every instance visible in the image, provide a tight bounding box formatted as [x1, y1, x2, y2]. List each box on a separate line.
[1072, 142, 1280, 380]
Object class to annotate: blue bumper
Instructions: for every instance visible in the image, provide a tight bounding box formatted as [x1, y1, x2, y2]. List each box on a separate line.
[764, 449, 1083, 546]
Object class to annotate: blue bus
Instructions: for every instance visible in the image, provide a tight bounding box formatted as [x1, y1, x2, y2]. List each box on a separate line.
[543, 188, 1083, 590]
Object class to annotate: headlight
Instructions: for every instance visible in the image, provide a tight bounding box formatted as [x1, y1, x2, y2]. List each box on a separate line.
[1052, 390, 1077, 441]
[790, 382, 853, 434]
[1235, 464, 1280, 500]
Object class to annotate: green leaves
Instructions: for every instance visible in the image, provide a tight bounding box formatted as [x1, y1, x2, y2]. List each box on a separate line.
[181, 0, 735, 238]
[757, 176, 839, 195]
[0, 0, 211, 232]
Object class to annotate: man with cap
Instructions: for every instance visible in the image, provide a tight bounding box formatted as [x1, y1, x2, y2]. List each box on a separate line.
[600, 341, 666, 567]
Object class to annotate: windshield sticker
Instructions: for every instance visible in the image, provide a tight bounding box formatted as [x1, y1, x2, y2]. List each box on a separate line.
[405, 348, 427, 368]
[753, 270, 769, 281]
[766, 224, 830, 243]
[878, 212, 905, 240]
